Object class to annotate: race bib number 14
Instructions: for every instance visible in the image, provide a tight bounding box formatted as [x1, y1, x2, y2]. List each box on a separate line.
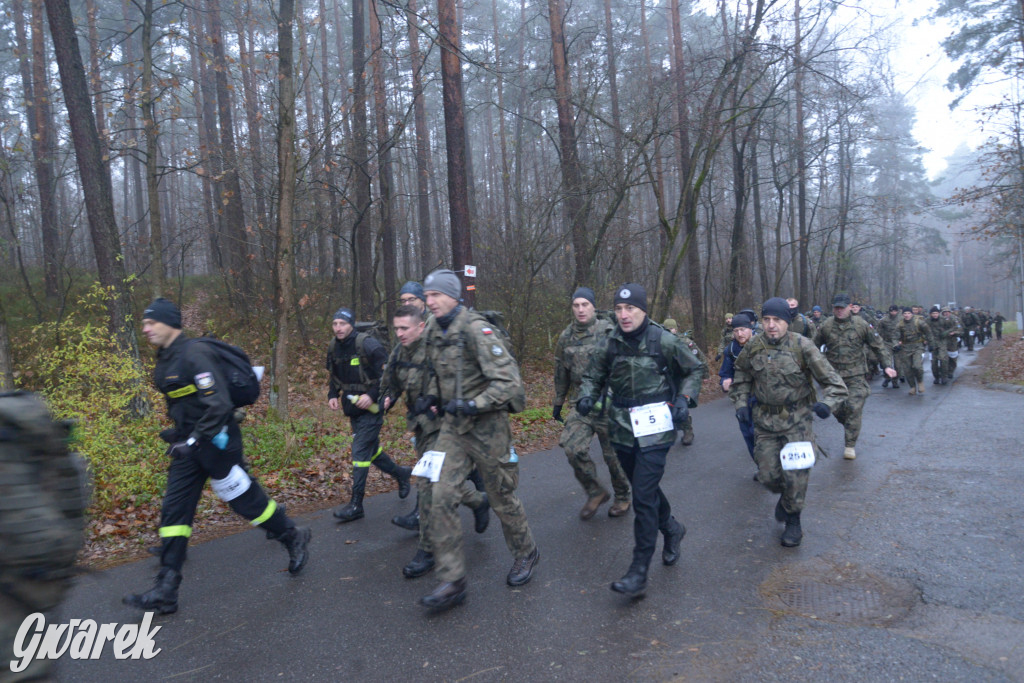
[411, 450, 446, 482]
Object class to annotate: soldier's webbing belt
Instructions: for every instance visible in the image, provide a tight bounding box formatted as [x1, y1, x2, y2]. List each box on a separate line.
[757, 397, 812, 415]
[612, 391, 673, 409]
[167, 384, 197, 399]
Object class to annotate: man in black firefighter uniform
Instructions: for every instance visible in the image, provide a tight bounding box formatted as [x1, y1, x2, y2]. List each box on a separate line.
[124, 298, 310, 615]
[328, 307, 412, 522]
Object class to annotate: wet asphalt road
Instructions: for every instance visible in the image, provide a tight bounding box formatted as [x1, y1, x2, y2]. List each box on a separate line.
[54, 351, 1024, 682]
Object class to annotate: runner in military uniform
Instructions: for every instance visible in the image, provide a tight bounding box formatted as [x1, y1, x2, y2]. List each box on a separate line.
[1, 392, 86, 681]
[813, 294, 896, 460]
[896, 307, 933, 395]
[941, 307, 963, 380]
[380, 305, 490, 580]
[554, 287, 631, 519]
[729, 298, 848, 547]
[577, 284, 705, 598]
[418, 270, 539, 610]
[877, 305, 902, 388]
[663, 318, 709, 446]
[961, 306, 979, 351]
[924, 306, 950, 385]
[787, 298, 816, 338]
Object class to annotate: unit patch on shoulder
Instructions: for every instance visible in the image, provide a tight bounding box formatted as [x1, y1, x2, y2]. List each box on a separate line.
[481, 327, 493, 335]
[195, 372, 215, 390]
[491, 345, 504, 356]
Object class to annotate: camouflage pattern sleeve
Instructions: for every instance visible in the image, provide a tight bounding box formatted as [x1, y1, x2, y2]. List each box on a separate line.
[379, 343, 403, 407]
[578, 334, 612, 403]
[800, 337, 849, 411]
[863, 320, 893, 369]
[468, 320, 523, 412]
[728, 344, 753, 410]
[666, 333, 705, 406]
[553, 327, 571, 407]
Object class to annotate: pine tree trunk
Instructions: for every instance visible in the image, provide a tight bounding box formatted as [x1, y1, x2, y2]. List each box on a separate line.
[141, 0, 165, 297]
[407, 0, 434, 274]
[351, 0, 374, 317]
[370, 0, 396, 320]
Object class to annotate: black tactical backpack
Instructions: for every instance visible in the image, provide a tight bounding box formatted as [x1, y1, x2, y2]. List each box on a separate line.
[0, 392, 88, 607]
[189, 337, 261, 407]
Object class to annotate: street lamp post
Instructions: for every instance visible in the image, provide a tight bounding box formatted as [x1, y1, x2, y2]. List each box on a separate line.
[943, 263, 956, 307]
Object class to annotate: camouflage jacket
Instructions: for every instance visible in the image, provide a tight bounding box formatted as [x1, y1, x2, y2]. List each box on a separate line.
[718, 325, 735, 355]
[813, 314, 892, 378]
[960, 311, 979, 329]
[923, 316, 950, 350]
[677, 331, 711, 371]
[553, 316, 614, 407]
[729, 332, 848, 433]
[424, 307, 524, 435]
[877, 314, 901, 344]
[789, 312, 816, 339]
[897, 315, 933, 347]
[579, 320, 705, 451]
[380, 337, 440, 441]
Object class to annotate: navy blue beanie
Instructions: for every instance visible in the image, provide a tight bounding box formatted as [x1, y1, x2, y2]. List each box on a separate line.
[572, 287, 596, 307]
[614, 283, 647, 312]
[333, 307, 354, 324]
[399, 281, 426, 302]
[761, 297, 792, 322]
[143, 298, 182, 329]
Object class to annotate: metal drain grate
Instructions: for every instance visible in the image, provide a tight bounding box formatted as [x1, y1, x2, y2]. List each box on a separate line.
[778, 580, 889, 620]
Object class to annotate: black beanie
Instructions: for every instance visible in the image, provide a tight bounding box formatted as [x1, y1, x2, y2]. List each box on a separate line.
[614, 283, 647, 312]
[143, 298, 182, 329]
[731, 313, 755, 329]
[761, 297, 792, 322]
[572, 287, 596, 307]
[333, 307, 355, 324]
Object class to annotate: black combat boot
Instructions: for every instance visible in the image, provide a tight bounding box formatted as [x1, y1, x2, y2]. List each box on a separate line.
[403, 549, 436, 578]
[123, 567, 182, 614]
[662, 518, 686, 566]
[279, 526, 311, 574]
[611, 563, 648, 598]
[472, 494, 490, 534]
[374, 452, 412, 499]
[881, 377, 890, 388]
[506, 547, 540, 586]
[774, 497, 789, 523]
[335, 468, 367, 522]
[420, 577, 468, 610]
[392, 493, 420, 530]
[781, 512, 802, 547]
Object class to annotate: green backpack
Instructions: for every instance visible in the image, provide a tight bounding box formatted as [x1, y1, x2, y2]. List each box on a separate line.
[0, 391, 88, 608]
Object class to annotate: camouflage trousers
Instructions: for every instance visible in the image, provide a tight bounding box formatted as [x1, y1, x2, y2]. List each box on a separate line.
[834, 374, 869, 448]
[558, 409, 631, 503]
[430, 412, 536, 582]
[754, 413, 814, 515]
[899, 344, 925, 386]
[930, 345, 948, 381]
[414, 428, 486, 554]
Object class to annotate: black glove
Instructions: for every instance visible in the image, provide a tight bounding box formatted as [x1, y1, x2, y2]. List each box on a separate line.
[166, 439, 196, 459]
[552, 404, 563, 423]
[893, 343, 902, 352]
[812, 402, 831, 419]
[735, 406, 752, 423]
[413, 394, 440, 417]
[444, 398, 478, 416]
[670, 397, 689, 423]
[576, 396, 595, 417]
[159, 428, 179, 444]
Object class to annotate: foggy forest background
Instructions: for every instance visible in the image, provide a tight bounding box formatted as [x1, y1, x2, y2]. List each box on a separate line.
[1, 0, 1022, 415]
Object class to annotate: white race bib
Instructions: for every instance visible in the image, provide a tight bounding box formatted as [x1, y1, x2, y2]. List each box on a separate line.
[629, 402, 674, 438]
[948, 350, 959, 359]
[780, 441, 816, 471]
[210, 464, 252, 501]
[411, 450, 446, 483]
[969, 330, 975, 336]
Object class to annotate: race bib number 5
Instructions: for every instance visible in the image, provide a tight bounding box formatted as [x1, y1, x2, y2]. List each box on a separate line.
[411, 450, 446, 482]
[780, 441, 816, 471]
[629, 402, 674, 438]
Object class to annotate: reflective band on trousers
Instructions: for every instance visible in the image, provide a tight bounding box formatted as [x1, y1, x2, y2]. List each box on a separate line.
[167, 384, 197, 399]
[159, 525, 192, 538]
[352, 445, 383, 468]
[251, 499, 277, 526]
